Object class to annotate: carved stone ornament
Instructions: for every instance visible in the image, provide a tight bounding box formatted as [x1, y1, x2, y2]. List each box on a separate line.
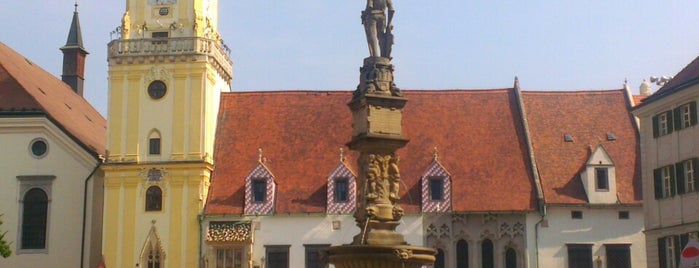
[354, 57, 402, 99]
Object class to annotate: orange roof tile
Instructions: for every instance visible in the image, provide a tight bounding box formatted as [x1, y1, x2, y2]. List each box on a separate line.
[522, 90, 641, 205]
[0, 42, 105, 156]
[206, 89, 538, 215]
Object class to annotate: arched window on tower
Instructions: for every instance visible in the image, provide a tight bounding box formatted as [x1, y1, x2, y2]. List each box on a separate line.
[148, 130, 161, 155]
[481, 239, 494, 268]
[434, 249, 445, 268]
[21, 188, 48, 249]
[146, 186, 162, 211]
[505, 248, 517, 268]
[457, 239, 469, 268]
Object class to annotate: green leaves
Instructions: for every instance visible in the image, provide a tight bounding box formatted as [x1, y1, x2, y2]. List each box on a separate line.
[0, 214, 11, 258]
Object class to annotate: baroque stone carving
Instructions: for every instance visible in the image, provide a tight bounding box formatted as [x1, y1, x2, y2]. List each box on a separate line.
[354, 57, 402, 99]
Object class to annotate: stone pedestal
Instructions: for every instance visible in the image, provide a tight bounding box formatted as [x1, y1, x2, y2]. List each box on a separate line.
[354, 57, 402, 100]
[326, 55, 435, 267]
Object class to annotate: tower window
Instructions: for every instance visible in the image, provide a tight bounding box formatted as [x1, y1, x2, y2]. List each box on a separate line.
[152, 32, 168, 38]
[149, 138, 161, 155]
[146, 186, 163, 211]
[252, 180, 266, 203]
[334, 178, 349, 203]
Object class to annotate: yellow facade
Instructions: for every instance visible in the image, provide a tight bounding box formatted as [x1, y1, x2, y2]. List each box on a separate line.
[103, 0, 231, 267]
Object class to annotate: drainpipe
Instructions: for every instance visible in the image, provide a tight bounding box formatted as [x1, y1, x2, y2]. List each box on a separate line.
[80, 157, 104, 268]
[535, 203, 546, 268]
[199, 214, 204, 268]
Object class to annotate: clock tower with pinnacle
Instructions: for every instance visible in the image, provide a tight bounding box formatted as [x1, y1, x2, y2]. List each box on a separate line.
[102, 0, 232, 267]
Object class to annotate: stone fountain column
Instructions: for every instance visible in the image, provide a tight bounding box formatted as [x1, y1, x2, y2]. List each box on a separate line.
[325, 2, 436, 267]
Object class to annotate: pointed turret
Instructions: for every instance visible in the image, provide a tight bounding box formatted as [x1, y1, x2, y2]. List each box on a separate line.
[60, 2, 89, 96]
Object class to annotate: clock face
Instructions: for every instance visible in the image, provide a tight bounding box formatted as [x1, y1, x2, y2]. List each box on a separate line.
[148, 0, 177, 5]
[148, 80, 167, 100]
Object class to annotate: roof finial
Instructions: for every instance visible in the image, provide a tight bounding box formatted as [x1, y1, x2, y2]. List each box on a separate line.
[258, 148, 263, 163]
[339, 148, 345, 163]
[74, 0, 78, 12]
[433, 147, 439, 161]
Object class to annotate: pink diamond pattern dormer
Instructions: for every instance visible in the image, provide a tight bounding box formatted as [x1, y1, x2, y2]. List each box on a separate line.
[244, 150, 276, 215]
[421, 149, 452, 213]
[327, 149, 357, 214]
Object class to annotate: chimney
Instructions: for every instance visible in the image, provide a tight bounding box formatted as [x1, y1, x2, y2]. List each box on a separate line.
[60, 3, 89, 96]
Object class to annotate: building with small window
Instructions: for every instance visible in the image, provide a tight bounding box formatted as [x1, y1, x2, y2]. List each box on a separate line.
[202, 85, 645, 268]
[0, 7, 106, 267]
[633, 56, 699, 268]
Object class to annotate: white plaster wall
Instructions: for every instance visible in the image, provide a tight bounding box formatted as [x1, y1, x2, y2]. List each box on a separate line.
[536, 206, 646, 268]
[0, 118, 101, 268]
[203, 214, 424, 268]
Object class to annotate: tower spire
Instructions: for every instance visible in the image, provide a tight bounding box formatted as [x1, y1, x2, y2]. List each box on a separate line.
[60, 2, 89, 96]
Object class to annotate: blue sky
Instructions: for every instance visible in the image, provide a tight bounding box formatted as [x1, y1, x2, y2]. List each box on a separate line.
[2, 1, 699, 115]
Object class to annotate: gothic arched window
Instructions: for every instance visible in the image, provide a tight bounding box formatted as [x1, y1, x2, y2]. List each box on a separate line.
[505, 248, 517, 268]
[22, 188, 48, 249]
[434, 249, 445, 268]
[146, 186, 162, 211]
[457, 239, 469, 268]
[481, 239, 494, 268]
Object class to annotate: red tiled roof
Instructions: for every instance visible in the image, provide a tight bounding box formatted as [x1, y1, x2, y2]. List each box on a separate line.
[632, 95, 647, 106]
[205, 89, 538, 215]
[0, 42, 106, 156]
[523, 90, 641, 205]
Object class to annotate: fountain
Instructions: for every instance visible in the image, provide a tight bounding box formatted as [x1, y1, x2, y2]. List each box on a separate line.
[325, 1, 436, 267]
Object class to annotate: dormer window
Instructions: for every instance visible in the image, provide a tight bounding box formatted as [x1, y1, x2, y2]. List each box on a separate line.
[326, 153, 357, 214]
[595, 168, 609, 191]
[244, 149, 276, 215]
[429, 177, 445, 201]
[420, 150, 452, 213]
[252, 179, 266, 203]
[581, 145, 617, 204]
[334, 178, 349, 203]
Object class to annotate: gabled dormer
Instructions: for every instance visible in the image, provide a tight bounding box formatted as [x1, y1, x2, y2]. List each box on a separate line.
[580, 145, 618, 204]
[326, 149, 357, 214]
[421, 148, 452, 213]
[244, 149, 276, 215]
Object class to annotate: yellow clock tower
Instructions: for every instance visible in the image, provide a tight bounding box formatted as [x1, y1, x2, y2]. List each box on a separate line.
[102, 0, 231, 267]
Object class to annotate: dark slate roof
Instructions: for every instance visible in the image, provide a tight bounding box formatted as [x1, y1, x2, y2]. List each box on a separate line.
[0, 42, 105, 156]
[205, 89, 538, 215]
[523, 90, 642, 205]
[61, 8, 87, 52]
[638, 55, 699, 107]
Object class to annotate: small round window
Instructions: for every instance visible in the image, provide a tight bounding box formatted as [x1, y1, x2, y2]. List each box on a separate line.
[147, 80, 167, 100]
[30, 139, 48, 158]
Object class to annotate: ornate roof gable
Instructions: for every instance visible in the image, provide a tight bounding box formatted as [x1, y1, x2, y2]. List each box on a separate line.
[244, 149, 276, 215]
[421, 149, 452, 213]
[327, 149, 357, 214]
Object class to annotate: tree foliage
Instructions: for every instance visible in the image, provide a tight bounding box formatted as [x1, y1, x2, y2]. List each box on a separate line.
[0, 214, 11, 258]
